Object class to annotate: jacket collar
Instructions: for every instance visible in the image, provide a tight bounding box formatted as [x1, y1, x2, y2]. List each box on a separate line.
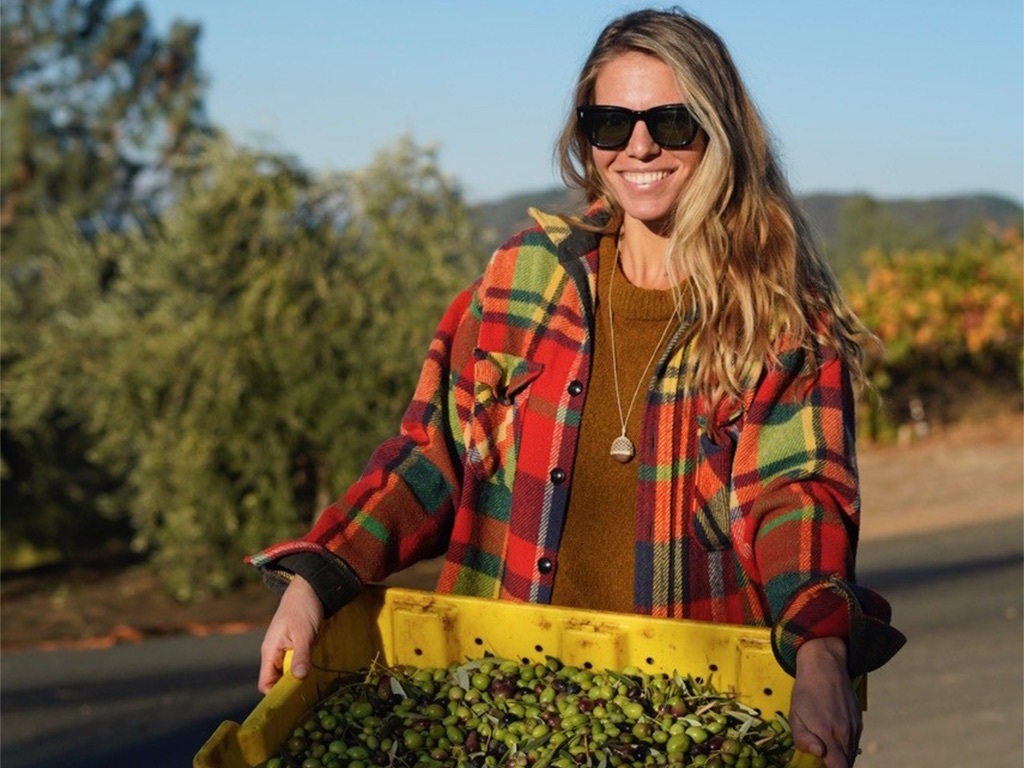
[527, 202, 613, 264]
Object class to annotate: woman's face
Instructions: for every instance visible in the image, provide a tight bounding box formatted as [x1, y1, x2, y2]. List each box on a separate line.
[590, 51, 707, 232]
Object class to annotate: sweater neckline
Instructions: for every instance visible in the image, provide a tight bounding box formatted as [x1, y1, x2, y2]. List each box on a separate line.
[597, 234, 681, 321]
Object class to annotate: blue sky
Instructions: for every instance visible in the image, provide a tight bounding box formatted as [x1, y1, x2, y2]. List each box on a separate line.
[147, 1, 1024, 204]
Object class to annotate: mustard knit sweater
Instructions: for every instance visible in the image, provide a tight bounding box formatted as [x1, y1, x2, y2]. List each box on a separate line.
[550, 235, 680, 612]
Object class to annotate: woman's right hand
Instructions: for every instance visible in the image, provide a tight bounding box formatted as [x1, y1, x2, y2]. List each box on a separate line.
[258, 574, 324, 694]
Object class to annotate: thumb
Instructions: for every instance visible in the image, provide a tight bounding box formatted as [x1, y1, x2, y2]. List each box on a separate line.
[289, 639, 312, 679]
[790, 715, 826, 759]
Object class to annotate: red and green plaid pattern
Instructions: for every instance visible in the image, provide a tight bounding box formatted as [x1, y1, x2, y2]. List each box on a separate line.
[250, 206, 903, 676]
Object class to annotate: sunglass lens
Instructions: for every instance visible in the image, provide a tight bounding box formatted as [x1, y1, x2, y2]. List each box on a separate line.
[649, 107, 696, 147]
[588, 110, 632, 148]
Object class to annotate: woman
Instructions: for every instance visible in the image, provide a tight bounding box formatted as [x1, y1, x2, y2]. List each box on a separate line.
[252, 9, 904, 767]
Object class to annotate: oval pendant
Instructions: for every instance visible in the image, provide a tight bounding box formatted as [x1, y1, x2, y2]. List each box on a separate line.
[610, 435, 635, 464]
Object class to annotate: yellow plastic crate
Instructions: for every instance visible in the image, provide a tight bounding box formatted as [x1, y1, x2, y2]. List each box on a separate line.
[194, 586, 832, 768]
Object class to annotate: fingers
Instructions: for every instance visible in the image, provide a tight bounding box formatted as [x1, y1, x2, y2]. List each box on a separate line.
[257, 575, 324, 694]
[791, 710, 855, 768]
[258, 640, 285, 694]
[789, 713, 828, 762]
[258, 620, 314, 694]
[790, 638, 862, 768]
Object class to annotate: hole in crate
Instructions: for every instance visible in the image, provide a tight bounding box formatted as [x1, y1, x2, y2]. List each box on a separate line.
[413, 648, 423, 656]
[763, 687, 773, 696]
[583, 661, 593, 669]
[708, 664, 718, 672]
[751, 708, 761, 717]
[645, 657, 655, 665]
[695, 676, 704, 684]
[535, 644, 544, 652]
[521, 657, 530, 664]
[474, 637, 484, 646]
[775, 710, 785, 719]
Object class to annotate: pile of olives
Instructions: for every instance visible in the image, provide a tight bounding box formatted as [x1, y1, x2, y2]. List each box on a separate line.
[259, 656, 798, 768]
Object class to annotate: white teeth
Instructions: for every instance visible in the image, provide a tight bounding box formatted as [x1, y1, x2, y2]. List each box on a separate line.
[622, 171, 670, 185]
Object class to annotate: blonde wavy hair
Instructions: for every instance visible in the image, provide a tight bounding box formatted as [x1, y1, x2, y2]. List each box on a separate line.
[558, 8, 870, 402]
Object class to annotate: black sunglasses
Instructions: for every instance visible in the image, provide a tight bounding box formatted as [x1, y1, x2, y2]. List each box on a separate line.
[577, 103, 700, 149]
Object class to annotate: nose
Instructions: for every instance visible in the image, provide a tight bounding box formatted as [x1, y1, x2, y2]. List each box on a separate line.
[625, 118, 660, 159]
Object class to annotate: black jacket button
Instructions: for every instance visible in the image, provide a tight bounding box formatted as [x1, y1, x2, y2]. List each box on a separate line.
[550, 467, 566, 484]
[537, 557, 553, 574]
[567, 380, 583, 396]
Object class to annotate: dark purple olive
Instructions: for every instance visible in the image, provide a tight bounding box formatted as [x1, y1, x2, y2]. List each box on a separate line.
[490, 678, 515, 699]
[542, 712, 561, 730]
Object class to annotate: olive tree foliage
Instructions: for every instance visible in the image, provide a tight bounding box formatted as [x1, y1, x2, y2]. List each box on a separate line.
[0, 0, 209, 248]
[2, 137, 481, 598]
[0, 0, 209, 564]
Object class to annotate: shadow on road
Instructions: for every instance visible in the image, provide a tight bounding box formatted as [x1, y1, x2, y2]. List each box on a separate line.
[61, 705, 254, 768]
[860, 549, 1023, 591]
[2, 653, 262, 768]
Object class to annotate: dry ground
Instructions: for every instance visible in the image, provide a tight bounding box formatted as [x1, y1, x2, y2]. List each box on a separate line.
[1, 411, 1020, 652]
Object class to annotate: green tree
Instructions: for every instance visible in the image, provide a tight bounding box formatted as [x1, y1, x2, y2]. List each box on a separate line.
[3, 137, 481, 598]
[1, 0, 210, 566]
[831, 195, 907, 277]
[0, 213, 130, 565]
[0, 0, 210, 248]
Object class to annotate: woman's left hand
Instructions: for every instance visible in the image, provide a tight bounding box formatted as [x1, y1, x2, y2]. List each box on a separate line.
[789, 636, 862, 767]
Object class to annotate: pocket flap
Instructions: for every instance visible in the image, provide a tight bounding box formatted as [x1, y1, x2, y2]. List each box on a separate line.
[473, 349, 544, 405]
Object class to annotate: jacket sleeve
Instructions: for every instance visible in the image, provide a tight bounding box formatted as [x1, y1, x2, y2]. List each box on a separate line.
[246, 281, 481, 616]
[729, 342, 906, 677]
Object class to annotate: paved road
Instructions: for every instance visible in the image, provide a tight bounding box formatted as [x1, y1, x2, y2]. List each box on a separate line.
[2, 516, 1021, 768]
[853, 515, 1023, 767]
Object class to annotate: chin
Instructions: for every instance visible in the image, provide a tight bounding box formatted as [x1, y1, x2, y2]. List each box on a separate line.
[619, 203, 675, 230]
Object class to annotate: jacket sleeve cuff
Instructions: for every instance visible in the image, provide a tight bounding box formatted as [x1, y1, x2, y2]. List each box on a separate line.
[245, 542, 363, 619]
[771, 576, 907, 678]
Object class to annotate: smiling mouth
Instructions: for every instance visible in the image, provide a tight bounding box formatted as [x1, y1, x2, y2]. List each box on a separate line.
[620, 170, 672, 186]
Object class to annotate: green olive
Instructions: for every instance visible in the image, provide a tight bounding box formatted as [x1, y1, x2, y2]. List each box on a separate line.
[471, 672, 490, 691]
[632, 721, 653, 740]
[402, 729, 424, 750]
[348, 701, 373, 720]
[622, 701, 645, 721]
[721, 737, 742, 756]
[685, 725, 709, 744]
[423, 702, 446, 719]
[666, 732, 692, 754]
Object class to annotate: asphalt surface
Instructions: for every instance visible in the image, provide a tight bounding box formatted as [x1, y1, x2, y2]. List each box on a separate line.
[853, 515, 1023, 767]
[2, 516, 1021, 768]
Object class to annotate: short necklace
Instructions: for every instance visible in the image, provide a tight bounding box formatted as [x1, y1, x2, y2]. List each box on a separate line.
[607, 238, 679, 464]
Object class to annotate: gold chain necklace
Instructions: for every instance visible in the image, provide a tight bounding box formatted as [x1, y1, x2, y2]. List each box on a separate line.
[607, 239, 679, 464]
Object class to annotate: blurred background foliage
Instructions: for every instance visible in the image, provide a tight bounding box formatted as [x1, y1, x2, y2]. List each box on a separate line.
[846, 229, 1023, 441]
[2, 0, 1021, 597]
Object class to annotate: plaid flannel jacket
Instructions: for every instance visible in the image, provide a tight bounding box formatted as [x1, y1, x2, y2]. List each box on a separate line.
[250, 206, 904, 677]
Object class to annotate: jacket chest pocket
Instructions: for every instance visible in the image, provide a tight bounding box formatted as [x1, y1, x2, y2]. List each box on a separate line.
[465, 349, 544, 481]
[692, 405, 743, 551]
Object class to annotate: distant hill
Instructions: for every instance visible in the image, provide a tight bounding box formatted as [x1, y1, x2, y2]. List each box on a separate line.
[798, 193, 1022, 246]
[472, 187, 585, 253]
[471, 188, 1023, 276]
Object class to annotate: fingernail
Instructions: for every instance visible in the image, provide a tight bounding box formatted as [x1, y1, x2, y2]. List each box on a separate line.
[292, 663, 307, 677]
